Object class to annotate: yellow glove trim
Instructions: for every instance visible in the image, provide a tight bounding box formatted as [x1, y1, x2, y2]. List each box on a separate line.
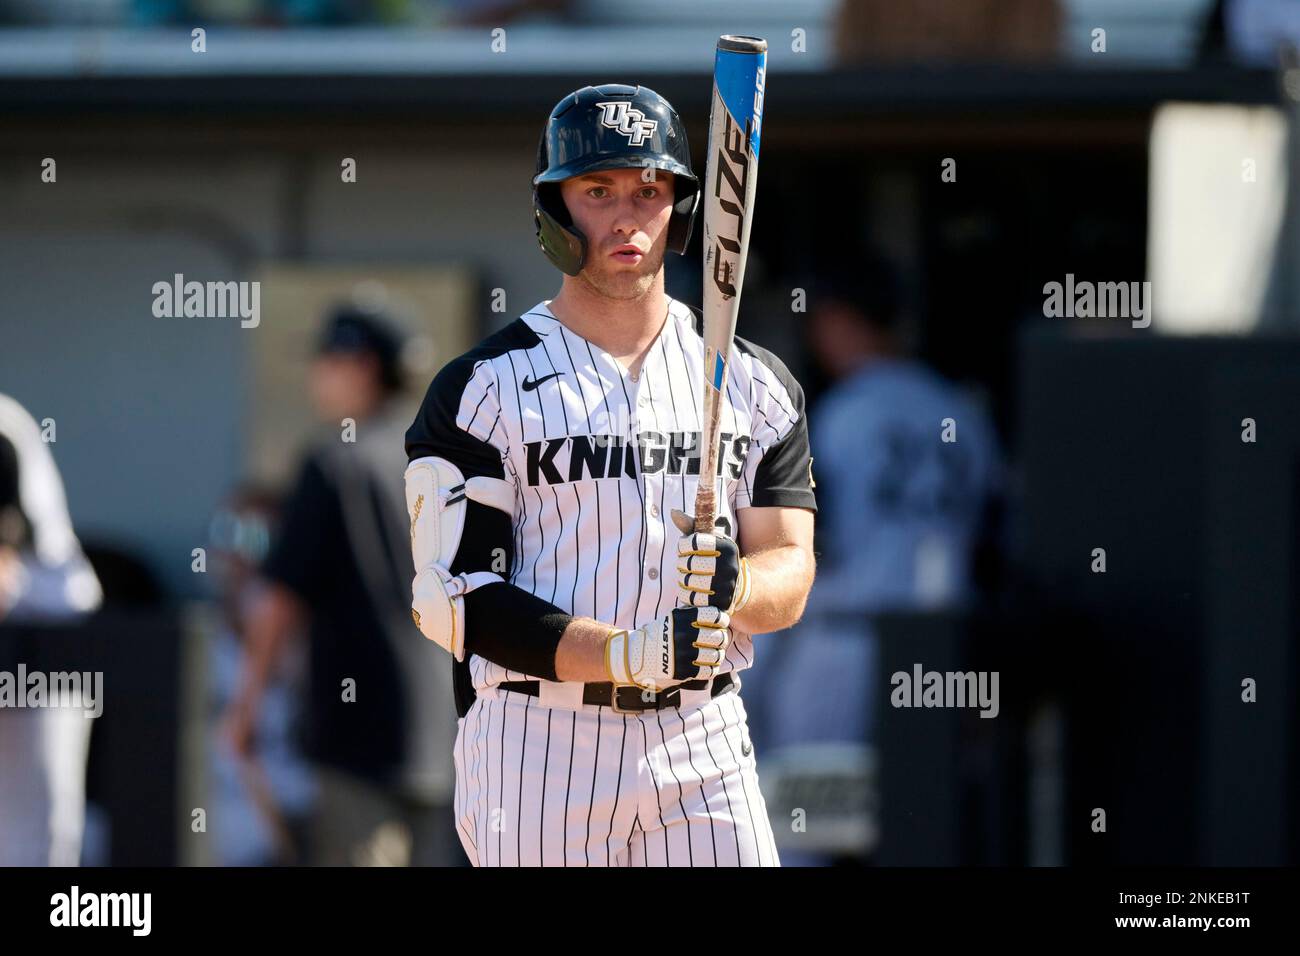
[730, 558, 752, 614]
[605, 628, 628, 685]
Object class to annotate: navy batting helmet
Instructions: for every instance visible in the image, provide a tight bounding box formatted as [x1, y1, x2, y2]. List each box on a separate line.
[533, 84, 700, 276]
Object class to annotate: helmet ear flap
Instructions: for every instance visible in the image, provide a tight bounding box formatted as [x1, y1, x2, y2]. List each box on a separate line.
[667, 177, 700, 254]
[533, 183, 586, 276]
[536, 181, 572, 228]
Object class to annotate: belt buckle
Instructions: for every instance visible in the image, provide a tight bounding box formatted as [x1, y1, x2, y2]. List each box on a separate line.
[610, 685, 676, 714]
[610, 685, 643, 714]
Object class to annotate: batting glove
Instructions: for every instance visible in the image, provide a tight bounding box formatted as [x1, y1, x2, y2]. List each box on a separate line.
[670, 508, 752, 614]
[605, 606, 730, 692]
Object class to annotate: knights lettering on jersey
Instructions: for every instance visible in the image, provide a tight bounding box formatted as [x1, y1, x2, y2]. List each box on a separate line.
[524, 430, 750, 486]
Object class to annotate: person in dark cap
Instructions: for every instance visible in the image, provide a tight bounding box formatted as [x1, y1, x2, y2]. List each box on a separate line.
[307, 307, 406, 420]
[224, 303, 462, 866]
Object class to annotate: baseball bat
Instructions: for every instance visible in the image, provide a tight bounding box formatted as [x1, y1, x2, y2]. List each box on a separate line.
[694, 34, 767, 534]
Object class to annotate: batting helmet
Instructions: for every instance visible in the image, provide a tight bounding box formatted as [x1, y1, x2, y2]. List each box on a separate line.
[533, 84, 700, 276]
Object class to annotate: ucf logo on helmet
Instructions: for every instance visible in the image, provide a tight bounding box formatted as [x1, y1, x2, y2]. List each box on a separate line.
[595, 101, 658, 146]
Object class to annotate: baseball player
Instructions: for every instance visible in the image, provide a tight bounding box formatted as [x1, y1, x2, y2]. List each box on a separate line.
[403, 84, 818, 867]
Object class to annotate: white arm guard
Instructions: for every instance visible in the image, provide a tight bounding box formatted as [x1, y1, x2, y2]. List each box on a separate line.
[404, 455, 514, 660]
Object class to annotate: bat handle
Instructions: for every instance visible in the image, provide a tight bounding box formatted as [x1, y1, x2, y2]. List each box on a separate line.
[694, 484, 717, 534]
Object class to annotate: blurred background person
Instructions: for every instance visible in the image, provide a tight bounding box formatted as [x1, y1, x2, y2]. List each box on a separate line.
[802, 258, 1003, 621]
[745, 257, 1003, 865]
[0, 392, 103, 866]
[206, 485, 315, 866]
[223, 305, 462, 866]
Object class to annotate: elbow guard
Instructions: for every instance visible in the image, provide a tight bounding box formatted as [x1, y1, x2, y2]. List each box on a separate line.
[404, 455, 514, 660]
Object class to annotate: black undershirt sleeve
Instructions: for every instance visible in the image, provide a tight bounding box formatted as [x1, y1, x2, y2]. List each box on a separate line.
[452, 503, 570, 683]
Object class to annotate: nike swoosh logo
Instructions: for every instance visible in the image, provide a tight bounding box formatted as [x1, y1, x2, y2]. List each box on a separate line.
[522, 372, 563, 392]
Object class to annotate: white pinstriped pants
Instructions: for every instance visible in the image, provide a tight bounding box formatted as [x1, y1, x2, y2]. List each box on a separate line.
[453, 682, 781, 867]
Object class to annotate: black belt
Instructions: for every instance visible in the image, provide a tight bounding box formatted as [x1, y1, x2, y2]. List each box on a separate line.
[497, 672, 736, 714]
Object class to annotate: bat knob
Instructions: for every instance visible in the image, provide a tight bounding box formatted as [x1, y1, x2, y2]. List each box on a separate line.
[718, 36, 768, 53]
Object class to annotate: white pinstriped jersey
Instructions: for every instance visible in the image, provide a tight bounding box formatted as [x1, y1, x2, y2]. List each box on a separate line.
[407, 297, 816, 698]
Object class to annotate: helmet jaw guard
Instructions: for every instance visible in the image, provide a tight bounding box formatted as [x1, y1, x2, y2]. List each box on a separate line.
[667, 181, 701, 252]
[534, 185, 587, 276]
[532, 84, 699, 276]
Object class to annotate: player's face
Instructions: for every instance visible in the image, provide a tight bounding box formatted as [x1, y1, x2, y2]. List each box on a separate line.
[560, 168, 675, 299]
